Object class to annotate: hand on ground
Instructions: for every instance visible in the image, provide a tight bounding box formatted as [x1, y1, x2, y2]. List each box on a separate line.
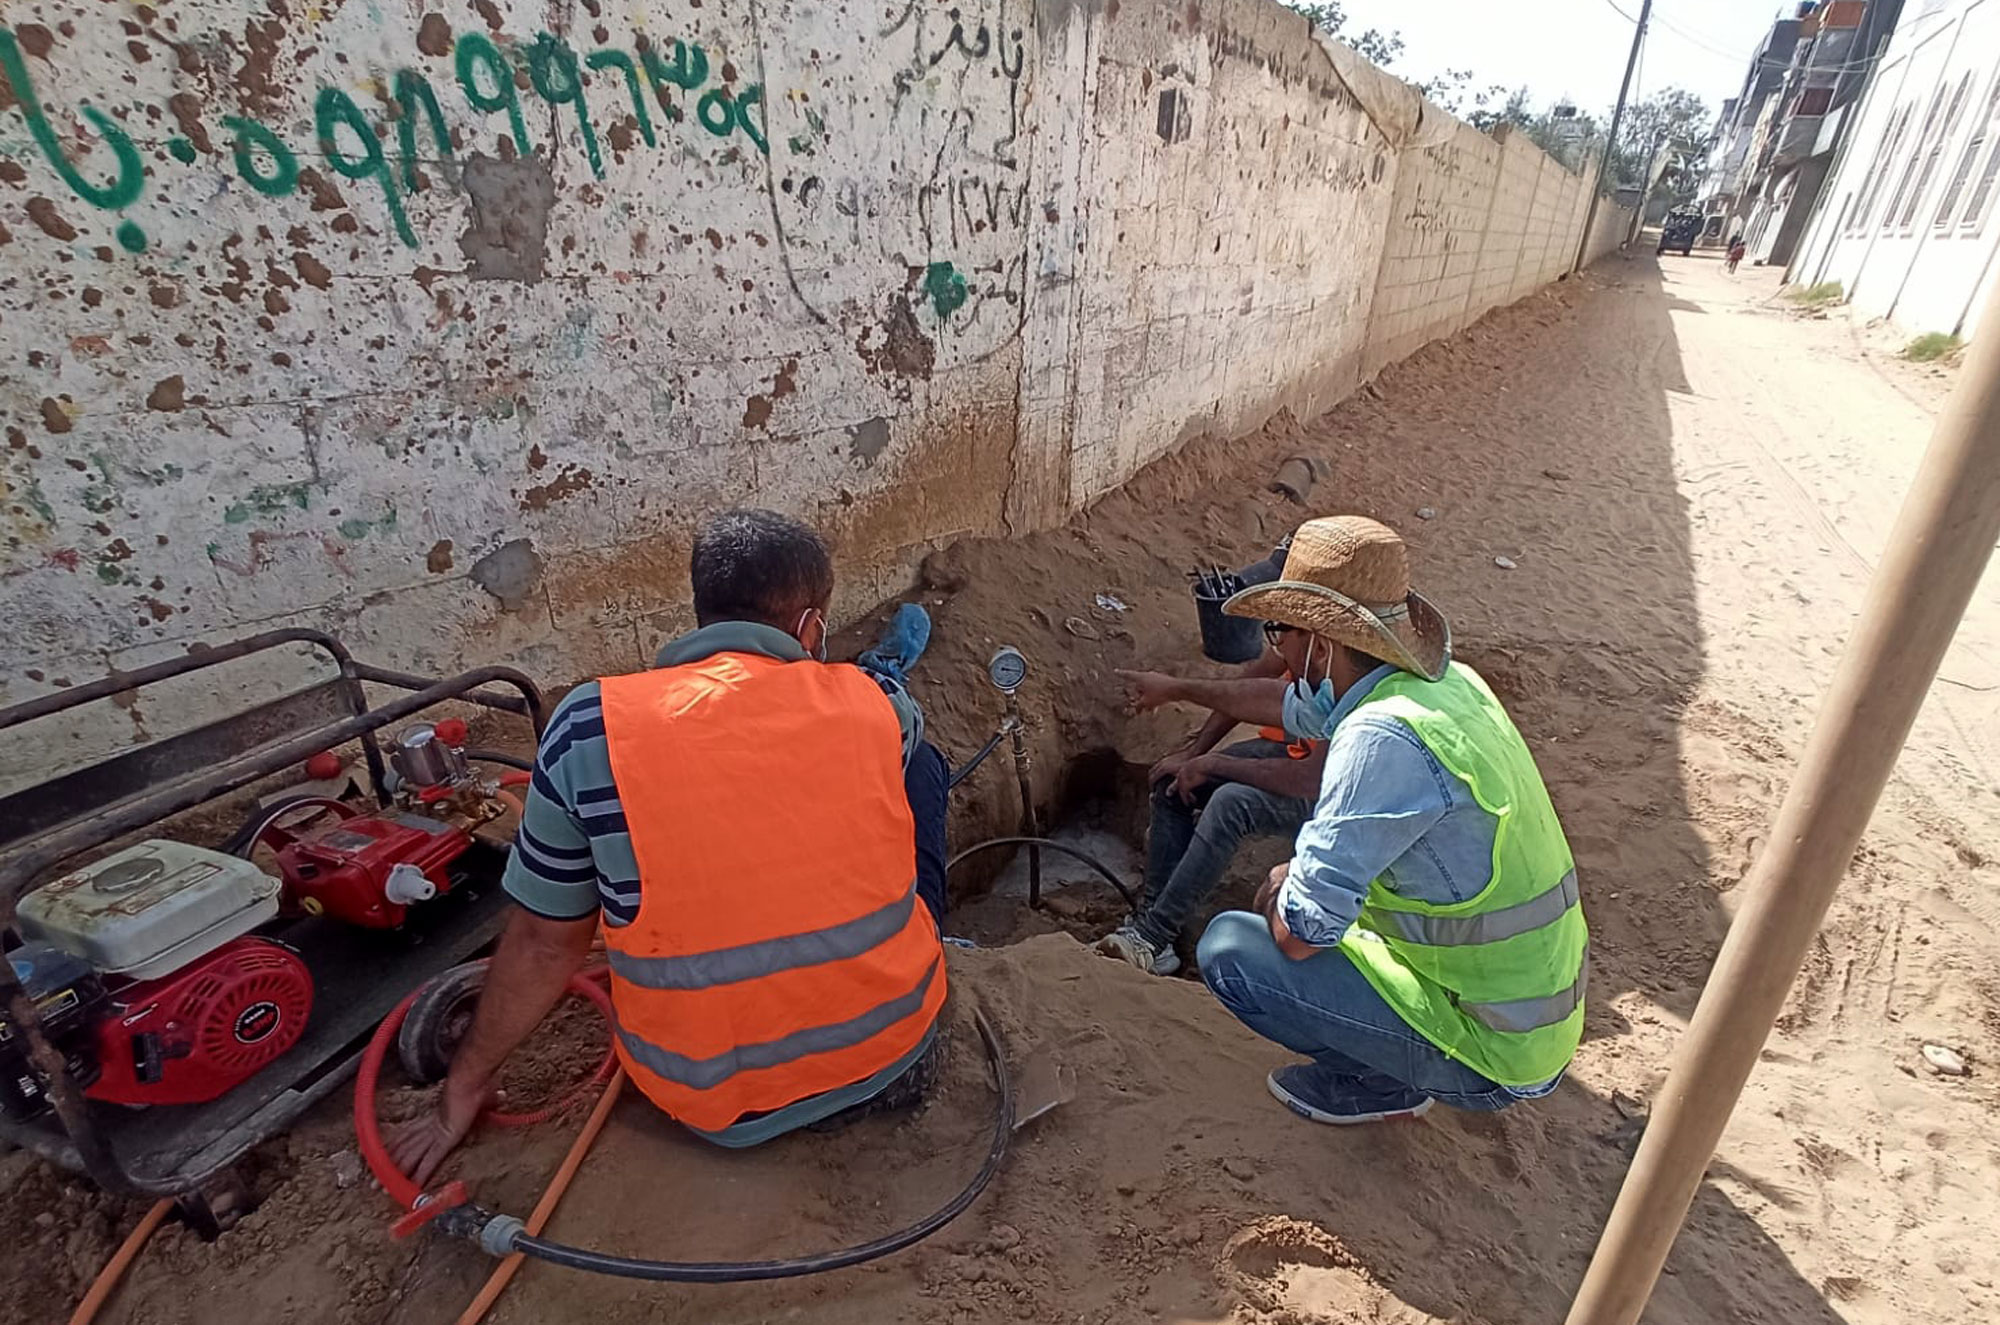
[387, 1074, 499, 1187]
[1116, 669, 1180, 713]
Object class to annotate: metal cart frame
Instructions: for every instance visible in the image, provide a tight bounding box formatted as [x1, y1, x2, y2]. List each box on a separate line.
[0, 628, 546, 1199]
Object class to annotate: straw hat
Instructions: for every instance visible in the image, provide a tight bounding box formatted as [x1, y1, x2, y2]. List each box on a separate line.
[1222, 516, 1451, 680]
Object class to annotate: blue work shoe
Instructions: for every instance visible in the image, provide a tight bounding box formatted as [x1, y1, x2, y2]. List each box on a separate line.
[1267, 1064, 1434, 1125]
[856, 603, 932, 681]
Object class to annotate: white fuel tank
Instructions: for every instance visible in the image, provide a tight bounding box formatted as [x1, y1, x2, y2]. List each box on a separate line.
[18, 840, 282, 982]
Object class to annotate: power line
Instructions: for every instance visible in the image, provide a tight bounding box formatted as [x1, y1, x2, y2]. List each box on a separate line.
[1652, 11, 1755, 60]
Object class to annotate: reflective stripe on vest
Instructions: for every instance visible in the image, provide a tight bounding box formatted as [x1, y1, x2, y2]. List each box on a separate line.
[1461, 946, 1588, 1033]
[606, 885, 921, 991]
[616, 957, 942, 1091]
[1369, 870, 1579, 949]
[597, 652, 947, 1132]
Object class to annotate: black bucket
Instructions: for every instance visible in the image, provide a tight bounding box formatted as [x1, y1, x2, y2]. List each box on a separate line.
[1192, 572, 1262, 664]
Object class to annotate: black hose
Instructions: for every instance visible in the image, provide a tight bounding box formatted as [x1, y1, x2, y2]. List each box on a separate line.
[223, 795, 355, 858]
[464, 749, 534, 773]
[484, 1010, 1015, 1282]
[945, 836, 1137, 909]
[946, 730, 1007, 790]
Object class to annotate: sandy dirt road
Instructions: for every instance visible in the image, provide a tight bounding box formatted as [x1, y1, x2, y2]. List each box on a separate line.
[15, 248, 1999, 1325]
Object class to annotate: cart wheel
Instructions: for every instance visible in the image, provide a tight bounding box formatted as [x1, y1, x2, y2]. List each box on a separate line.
[396, 962, 488, 1084]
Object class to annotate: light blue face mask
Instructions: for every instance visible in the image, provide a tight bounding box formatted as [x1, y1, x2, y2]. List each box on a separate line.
[1281, 636, 1341, 739]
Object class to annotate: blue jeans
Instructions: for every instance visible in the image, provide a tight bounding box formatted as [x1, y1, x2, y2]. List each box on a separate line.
[1136, 740, 1315, 948]
[904, 739, 949, 927]
[1197, 911, 1559, 1111]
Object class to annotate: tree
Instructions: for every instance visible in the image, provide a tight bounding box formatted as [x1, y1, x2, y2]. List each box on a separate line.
[1282, 1, 1404, 69]
[1467, 86, 1537, 134]
[1607, 88, 1710, 193]
[1417, 68, 1515, 123]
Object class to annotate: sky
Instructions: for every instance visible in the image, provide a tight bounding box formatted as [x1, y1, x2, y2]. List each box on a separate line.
[1332, 0, 1801, 121]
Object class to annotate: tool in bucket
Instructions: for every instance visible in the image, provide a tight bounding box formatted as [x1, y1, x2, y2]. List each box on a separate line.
[1189, 566, 1262, 663]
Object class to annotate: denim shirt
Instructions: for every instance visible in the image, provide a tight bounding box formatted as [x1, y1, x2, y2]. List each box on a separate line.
[1278, 664, 1501, 947]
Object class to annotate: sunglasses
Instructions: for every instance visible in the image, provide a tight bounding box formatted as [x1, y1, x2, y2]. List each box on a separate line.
[1262, 622, 1296, 647]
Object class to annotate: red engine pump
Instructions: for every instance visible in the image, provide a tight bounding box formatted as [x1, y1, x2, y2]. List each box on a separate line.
[88, 937, 313, 1107]
[276, 811, 474, 929]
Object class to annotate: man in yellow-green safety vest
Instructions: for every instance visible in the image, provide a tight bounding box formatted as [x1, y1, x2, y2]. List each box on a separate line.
[1197, 515, 1587, 1124]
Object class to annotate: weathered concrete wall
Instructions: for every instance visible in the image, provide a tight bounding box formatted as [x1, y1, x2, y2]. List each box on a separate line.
[1, 0, 1622, 780]
[1060, 0, 1394, 504]
[1365, 121, 1632, 379]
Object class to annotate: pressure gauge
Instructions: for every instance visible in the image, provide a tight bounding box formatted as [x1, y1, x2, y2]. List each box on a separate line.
[988, 646, 1028, 694]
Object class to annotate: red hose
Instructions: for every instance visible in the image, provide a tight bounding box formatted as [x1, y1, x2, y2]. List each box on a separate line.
[354, 963, 617, 1211]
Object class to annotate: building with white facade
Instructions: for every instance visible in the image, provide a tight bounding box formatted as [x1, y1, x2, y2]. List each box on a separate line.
[1698, 14, 1806, 236]
[1741, 1, 1903, 267]
[1792, 0, 2000, 339]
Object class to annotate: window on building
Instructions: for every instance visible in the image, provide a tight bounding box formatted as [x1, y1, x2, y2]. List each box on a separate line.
[1797, 87, 1834, 117]
[1885, 82, 1954, 232]
[1851, 102, 1914, 234]
[1939, 75, 2000, 229]
[1899, 73, 1973, 230]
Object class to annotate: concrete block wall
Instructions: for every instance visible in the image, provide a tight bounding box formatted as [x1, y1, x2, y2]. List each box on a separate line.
[1363, 121, 1631, 383]
[2, 0, 1625, 782]
[1062, 0, 1394, 503]
[1364, 119, 1503, 378]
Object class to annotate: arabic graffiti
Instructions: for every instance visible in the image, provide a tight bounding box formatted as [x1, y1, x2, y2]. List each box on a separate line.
[0, 23, 768, 254]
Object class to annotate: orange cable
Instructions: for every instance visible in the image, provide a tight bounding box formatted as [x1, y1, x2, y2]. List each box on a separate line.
[453, 1068, 627, 1325]
[67, 1198, 174, 1325]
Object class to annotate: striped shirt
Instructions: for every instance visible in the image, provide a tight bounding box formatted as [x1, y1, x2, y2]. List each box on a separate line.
[501, 621, 920, 926]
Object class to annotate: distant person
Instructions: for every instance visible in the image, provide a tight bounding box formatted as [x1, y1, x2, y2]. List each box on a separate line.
[1098, 537, 1329, 977]
[1727, 235, 1747, 274]
[392, 510, 949, 1181]
[1195, 516, 1587, 1125]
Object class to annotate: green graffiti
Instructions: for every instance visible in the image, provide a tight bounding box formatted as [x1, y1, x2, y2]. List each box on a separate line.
[735, 84, 768, 155]
[527, 33, 600, 179]
[394, 70, 456, 191]
[924, 261, 969, 320]
[337, 503, 400, 539]
[641, 38, 708, 94]
[586, 49, 655, 148]
[696, 88, 734, 137]
[316, 87, 415, 248]
[456, 33, 533, 159]
[223, 481, 313, 524]
[0, 28, 145, 210]
[224, 115, 300, 197]
[2, 21, 770, 260]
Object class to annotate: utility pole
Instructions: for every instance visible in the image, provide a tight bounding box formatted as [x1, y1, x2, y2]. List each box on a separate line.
[1573, 0, 1652, 274]
[1563, 266, 2000, 1325]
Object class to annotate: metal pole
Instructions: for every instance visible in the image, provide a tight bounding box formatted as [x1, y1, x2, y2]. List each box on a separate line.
[1003, 696, 1043, 907]
[1574, 0, 1652, 274]
[1564, 276, 2000, 1325]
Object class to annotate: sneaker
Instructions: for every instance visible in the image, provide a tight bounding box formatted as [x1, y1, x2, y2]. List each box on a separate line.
[1095, 924, 1181, 976]
[1266, 1065, 1434, 1125]
[856, 603, 932, 682]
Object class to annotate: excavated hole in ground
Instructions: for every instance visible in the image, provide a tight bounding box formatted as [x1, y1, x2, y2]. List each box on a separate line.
[945, 742, 1290, 976]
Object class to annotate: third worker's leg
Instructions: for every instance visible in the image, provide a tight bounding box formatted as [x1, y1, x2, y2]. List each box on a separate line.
[1102, 742, 1313, 976]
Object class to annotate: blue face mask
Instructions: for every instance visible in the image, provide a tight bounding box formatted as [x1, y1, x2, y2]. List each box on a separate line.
[1282, 637, 1341, 739]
